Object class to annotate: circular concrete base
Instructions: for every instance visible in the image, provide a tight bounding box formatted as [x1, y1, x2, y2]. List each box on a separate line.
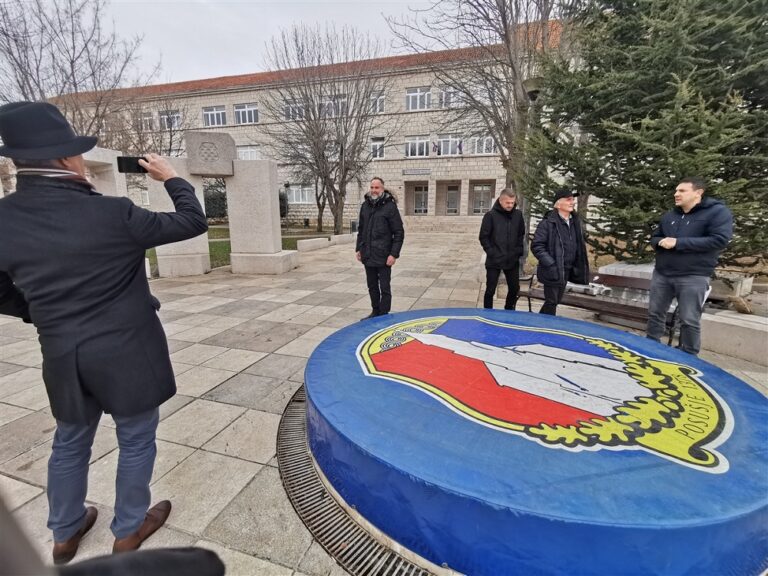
[305, 309, 768, 576]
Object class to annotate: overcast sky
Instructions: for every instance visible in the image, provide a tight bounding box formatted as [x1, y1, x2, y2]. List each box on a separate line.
[104, 0, 431, 84]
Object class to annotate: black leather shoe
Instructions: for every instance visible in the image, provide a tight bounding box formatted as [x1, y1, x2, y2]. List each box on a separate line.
[360, 311, 379, 320]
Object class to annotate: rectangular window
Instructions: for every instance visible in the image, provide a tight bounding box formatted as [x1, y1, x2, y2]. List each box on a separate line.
[234, 103, 259, 125]
[370, 137, 385, 159]
[405, 135, 430, 158]
[414, 185, 428, 214]
[287, 184, 314, 204]
[446, 185, 459, 215]
[159, 110, 181, 130]
[473, 184, 492, 214]
[284, 101, 305, 121]
[471, 135, 498, 155]
[140, 189, 150, 206]
[438, 87, 462, 109]
[437, 134, 462, 156]
[202, 105, 227, 127]
[405, 87, 431, 111]
[318, 95, 347, 118]
[370, 91, 385, 114]
[139, 112, 154, 131]
[236, 145, 260, 160]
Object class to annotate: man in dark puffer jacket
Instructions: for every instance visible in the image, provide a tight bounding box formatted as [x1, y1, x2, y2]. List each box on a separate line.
[647, 177, 733, 355]
[356, 177, 405, 319]
[531, 188, 590, 315]
[479, 188, 526, 309]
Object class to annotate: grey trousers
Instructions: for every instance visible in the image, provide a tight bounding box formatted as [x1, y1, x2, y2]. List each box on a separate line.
[646, 271, 709, 355]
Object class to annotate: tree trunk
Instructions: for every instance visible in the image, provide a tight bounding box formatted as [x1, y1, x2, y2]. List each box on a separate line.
[315, 180, 325, 233]
[333, 194, 345, 235]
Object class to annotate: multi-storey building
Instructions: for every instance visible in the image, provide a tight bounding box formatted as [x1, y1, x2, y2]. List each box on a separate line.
[113, 49, 514, 233]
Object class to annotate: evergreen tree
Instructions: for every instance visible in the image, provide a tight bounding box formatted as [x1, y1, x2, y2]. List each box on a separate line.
[526, 0, 767, 265]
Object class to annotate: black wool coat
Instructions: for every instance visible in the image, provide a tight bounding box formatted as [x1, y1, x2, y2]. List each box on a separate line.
[355, 192, 405, 267]
[478, 200, 526, 270]
[531, 210, 590, 286]
[0, 176, 208, 424]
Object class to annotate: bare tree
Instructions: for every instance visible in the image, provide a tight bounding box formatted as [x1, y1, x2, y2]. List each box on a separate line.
[261, 24, 399, 235]
[101, 94, 195, 157]
[387, 0, 575, 222]
[0, 0, 156, 137]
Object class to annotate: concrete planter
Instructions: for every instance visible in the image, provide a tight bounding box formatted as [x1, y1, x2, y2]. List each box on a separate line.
[710, 272, 754, 299]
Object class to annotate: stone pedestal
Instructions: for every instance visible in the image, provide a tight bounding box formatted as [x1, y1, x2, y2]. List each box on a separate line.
[146, 158, 210, 277]
[227, 160, 298, 275]
[230, 252, 299, 275]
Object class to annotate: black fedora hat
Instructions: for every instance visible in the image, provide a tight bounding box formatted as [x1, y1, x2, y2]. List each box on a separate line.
[0, 101, 97, 160]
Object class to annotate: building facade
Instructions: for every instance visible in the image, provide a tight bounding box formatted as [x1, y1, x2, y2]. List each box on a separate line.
[112, 50, 511, 233]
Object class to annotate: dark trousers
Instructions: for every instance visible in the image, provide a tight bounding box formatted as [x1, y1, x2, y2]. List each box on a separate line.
[539, 282, 567, 315]
[484, 268, 519, 310]
[365, 265, 392, 315]
[646, 272, 709, 355]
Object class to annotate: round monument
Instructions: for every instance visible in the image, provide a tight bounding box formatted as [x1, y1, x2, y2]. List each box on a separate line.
[304, 309, 768, 575]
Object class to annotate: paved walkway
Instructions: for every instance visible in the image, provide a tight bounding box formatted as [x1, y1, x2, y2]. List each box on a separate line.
[0, 233, 765, 574]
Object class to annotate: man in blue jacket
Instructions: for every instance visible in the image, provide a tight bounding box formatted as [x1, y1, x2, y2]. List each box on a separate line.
[0, 102, 208, 563]
[647, 177, 733, 355]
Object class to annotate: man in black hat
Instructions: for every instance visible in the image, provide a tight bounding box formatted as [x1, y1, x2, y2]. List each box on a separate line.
[0, 101, 208, 564]
[531, 188, 590, 315]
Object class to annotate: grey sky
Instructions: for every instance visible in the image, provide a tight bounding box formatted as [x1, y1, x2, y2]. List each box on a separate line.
[104, 0, 430, 84]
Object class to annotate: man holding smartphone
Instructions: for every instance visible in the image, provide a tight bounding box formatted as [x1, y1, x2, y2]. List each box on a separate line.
[0, 101, 208, 563]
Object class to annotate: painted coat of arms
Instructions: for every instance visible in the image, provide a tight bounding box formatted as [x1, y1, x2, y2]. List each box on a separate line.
[357, 316, 733, 473]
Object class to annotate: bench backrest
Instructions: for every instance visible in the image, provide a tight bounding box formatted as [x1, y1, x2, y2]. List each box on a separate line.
[591, 273, 651, 291]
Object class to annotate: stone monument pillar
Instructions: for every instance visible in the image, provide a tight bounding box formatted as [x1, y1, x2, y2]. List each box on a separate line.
[146, 155, 210, 277]
[228, 159, 299, 274]
[84, 147, 126, 197]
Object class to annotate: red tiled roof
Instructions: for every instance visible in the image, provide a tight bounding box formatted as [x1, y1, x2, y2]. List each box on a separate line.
[105, 20, 562, 101]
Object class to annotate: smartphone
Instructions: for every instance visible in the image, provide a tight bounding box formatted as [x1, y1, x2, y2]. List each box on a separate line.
[116, 156, 148, 173]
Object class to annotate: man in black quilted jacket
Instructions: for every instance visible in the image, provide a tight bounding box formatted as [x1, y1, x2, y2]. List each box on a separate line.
[355, 177, 405, 319]
[478, 188, 526, 310]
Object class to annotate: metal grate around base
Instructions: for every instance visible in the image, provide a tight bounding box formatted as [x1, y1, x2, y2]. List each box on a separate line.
[277, 386, 434, 576]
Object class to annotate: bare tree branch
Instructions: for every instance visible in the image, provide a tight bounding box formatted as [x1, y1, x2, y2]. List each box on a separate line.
[260, 24, 400, 234]
[387, 0, 577, 224]
[0, 0, 158, 139]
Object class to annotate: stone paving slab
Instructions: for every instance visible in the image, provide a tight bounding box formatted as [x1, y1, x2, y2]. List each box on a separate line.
[0, 233, 765, 574]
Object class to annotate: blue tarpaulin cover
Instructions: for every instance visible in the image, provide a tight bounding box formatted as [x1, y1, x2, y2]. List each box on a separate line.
[306, 309, 768, 575]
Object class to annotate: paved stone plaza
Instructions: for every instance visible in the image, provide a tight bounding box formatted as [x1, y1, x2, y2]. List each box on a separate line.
[0, 233, 765, 575]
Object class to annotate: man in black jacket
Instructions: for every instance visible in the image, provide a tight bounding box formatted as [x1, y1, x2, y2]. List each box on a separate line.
[356, 177, 405, 319]
[0, 102, 208, 563]
[478, 188, 525, 310]
[531, 188, 590, 315]
[647, 177, 733, 355]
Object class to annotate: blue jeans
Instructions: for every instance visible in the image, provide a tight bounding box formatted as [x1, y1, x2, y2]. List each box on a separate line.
[47, 408, 159, 541]
[646, 272, 709, 355]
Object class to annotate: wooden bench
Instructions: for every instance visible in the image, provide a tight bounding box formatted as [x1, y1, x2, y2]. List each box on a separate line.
[519, 273, 682, 344]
